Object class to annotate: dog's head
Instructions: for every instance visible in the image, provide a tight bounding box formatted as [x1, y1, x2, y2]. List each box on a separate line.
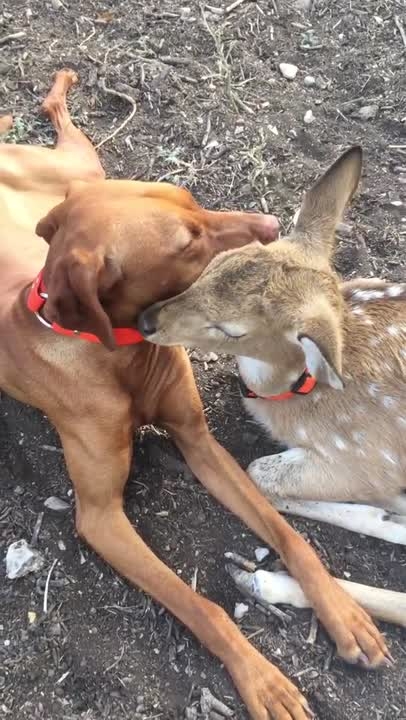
[36, 180, 279, 349]
[138, 148, 362, 394]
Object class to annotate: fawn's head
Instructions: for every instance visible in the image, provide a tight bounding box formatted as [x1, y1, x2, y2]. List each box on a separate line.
[138, 148, 362, 394]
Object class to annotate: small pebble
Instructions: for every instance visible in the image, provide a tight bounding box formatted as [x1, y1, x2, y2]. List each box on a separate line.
[279, 63, 298, 80]
[304, 75, 316, 87]
[304, 109, 315, 124]
[255, 547, 270, 562]
[202, 352, 218, 362]
[6, 539, 44, 579]
[234, 602, 250, 620]
[44, 496, 70, 511]
[356, 104, 378, 121]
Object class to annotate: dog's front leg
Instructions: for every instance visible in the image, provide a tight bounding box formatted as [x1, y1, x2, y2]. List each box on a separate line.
[56, 413, 310, 720]
[157, 375, 391, 671]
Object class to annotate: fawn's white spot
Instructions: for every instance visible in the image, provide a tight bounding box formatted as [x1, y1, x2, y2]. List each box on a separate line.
[397, 416, 406, 428]
[382, 396, 397, 409]
[296, 426, 308, 441]
[352, 289, 384, 301]
[380, 449, 398, 466]
[352, 306, 364, 315]
[352, 430, 366, 444]
[314, 443, 329, 458]
[368, 383, 380, 397]
[386, 285, 405, 298]
[387, 325, 399, 336]
[333, 435, 347, 451]
[369, 337, 380, 347]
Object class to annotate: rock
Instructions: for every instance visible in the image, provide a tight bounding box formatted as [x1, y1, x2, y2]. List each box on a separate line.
[234, 602, 250, 620]
[6, 539, 45, 579]
[255, 547, 270, 562]
[51, 0, 64, 9]
[44, 496, 70, 511]
[356, 104, 378, 121]
[295, 0, 313, 9]
[304, 75, 316, 87]
[201, 688, 234, 717]
[202, 352, 218, 362]
[189, 350, 202, 361]
[337, 222, 353, 236]
[279, 63, 298, 80]
[185, 708, 198, 720]
[304, 109, 315, 124]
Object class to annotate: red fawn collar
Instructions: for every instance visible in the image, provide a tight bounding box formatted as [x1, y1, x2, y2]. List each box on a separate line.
[27, 269, 145, 346]
[239, 367, 317, 401]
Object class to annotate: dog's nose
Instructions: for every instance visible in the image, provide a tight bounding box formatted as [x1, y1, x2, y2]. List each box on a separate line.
[137, 308, 158, 337]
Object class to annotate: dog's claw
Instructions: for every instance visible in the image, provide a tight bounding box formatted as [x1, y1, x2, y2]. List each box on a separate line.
[305, 703, 315, 719]
[358, 652, 370, 667]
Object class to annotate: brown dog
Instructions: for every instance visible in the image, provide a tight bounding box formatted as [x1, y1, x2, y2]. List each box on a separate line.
[0, 71, 390, 720]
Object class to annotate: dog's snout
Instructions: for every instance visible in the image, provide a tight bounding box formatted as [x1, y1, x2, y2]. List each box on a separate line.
[138, 307, 158, 337]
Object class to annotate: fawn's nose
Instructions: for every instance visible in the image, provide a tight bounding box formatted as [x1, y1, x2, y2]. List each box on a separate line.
[137, 307, 158, 337]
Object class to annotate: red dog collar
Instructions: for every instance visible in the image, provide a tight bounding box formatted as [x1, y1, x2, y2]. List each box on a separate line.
[239, 367, 316, 401]
[27, 269, 144, 346]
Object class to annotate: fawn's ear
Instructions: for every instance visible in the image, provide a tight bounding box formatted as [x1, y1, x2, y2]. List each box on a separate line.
[291, 146, 362, 259]
[297, 297, 344, 390]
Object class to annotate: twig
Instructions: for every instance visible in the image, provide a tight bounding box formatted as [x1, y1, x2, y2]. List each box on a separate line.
[225, 0, 249, 14]
[160, 55, 192, 66]
[0, 31, 26, 46]
[306, 612, 318, 645]
[254, 598, 292, 624]
[43, 559, 58, 614]
[96, 78, 137, 149]
[224, 551, 257, 573]
[191, 566, 198, 592]
[323, 645, 334, 671]
[30, 512, 44, 547]
[395, 16, 406, 48]
[104, 644, 125, 673]
[201, 687, 234, 717]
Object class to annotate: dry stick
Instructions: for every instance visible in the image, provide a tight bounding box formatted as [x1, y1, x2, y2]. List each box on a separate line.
[306, 612, 318, 645]
[43, 558, 58, 614]
[225, 0, 249, 14]
[0, 31, 26, 45]
[96, 78, 137, 149]
[31, 511, 44, 547]
[395, 16, 406, 48]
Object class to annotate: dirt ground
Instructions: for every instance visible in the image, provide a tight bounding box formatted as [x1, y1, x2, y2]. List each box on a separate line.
[1, 0, 406, 718]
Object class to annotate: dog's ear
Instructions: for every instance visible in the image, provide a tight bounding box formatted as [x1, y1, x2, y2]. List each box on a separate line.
[36, 202, 65, 245]
[297, 297, 344, 390]
[43, 249, 121, 351]
[292, 146, 362, 259]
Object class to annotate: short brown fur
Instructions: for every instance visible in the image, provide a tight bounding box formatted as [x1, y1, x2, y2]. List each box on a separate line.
[140, 146, 406, 525]
[1, 75, 391, 720]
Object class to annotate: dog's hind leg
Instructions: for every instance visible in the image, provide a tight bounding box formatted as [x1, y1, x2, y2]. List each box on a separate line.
[41, 69, 104, 180]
